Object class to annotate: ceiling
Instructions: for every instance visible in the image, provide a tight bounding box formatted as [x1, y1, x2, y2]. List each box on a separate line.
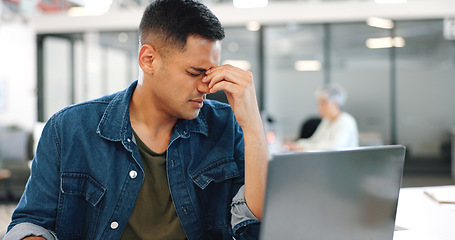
[0, 0, 426, 15]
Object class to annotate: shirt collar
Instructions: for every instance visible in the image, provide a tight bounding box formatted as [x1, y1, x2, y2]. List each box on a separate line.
[96, 80, 136, 142]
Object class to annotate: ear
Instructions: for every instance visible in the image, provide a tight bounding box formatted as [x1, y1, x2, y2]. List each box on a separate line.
[138, 44, 159, 74]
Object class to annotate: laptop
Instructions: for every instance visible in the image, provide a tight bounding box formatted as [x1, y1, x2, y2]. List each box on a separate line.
[260, 145, 406, 240]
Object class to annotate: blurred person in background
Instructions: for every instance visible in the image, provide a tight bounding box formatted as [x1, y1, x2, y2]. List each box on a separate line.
[286, 83, 358, 151]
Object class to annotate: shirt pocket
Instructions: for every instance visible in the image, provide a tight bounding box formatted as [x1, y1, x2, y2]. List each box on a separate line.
[61, 172, 106, 206]
[190, 158, 241, 190]
[57, 172, 106, 239]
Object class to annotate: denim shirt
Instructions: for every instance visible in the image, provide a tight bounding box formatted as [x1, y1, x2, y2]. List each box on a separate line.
[5, 81, 260, 240]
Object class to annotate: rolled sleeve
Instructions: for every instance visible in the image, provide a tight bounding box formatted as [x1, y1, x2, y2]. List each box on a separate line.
[230, 185, 260, 234]
[4, 222, 58, 240]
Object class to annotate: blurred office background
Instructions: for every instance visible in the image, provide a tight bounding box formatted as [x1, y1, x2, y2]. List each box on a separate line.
[1, 0, 455, 201]
[1, 0, 455, 236]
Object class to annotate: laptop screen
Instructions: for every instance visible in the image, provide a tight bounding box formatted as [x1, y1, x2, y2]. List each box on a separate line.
[260, 145, 406, 240]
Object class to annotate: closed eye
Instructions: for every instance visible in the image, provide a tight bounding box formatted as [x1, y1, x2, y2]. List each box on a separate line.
[187, 71, 201, 77]
[187, 67, 207, 77]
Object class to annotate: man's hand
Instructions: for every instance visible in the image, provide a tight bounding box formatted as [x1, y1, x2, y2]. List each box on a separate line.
[203, 64, 260, 129]
[203, 64, 268, 219]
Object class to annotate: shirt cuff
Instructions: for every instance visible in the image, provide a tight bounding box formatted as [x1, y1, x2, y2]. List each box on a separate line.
[4, 222, 58, 240]
[230, 185, 260, 234]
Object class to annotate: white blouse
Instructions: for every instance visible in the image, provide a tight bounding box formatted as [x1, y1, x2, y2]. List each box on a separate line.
[296, 112, 358, 151]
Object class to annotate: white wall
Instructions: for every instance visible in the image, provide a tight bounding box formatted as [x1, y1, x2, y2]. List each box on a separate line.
[0, 22, 36, 131]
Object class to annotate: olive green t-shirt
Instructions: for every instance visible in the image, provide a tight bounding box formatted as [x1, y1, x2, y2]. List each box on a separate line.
[120, 131, 186, 240]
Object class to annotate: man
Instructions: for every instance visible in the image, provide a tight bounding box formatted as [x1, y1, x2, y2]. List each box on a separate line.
[5, 0, 268, 239]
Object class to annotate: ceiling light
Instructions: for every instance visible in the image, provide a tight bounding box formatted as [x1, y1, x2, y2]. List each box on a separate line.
[85, 0, 112, 15]
[234, 0, 268, 8]
[246, 21, 261, 31]
[68, 0, 112, 16]
[367, 17, 394, 29]
[294, 60, 322, 71]
[366, 37, 405, 49]
[68, 7, 86, 16]
[222, 60, 252, 71]
[393, 37, 405, 47]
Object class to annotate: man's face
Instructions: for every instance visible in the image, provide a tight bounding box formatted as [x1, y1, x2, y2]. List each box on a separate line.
[148, 35, 221, 120]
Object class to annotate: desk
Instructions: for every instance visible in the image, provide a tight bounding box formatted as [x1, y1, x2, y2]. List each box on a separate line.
[394, 185, 455, 240]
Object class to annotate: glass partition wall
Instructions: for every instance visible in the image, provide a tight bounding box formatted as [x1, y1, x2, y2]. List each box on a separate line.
[38, 31, 139, 121]
[395, 20, 455, 159]
[37, 19, 455, 168]
[264, 24, 325, 140]
[329, 23, 392, 146]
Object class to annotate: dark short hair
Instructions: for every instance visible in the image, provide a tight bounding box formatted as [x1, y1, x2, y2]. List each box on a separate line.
[139, 0, 225, 54]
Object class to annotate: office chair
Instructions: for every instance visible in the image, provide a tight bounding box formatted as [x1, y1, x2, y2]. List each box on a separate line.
[298, 117, 321, 139]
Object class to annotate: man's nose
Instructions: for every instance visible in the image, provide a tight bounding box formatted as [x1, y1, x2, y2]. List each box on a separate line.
[197, 78, 210, 94]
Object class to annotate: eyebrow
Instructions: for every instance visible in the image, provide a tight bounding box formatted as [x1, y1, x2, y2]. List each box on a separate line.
[190, 67, 208, 73]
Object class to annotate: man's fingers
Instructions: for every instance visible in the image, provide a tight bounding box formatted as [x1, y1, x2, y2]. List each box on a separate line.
[205, 65, 249, 85]
[209, 80, 236, 94]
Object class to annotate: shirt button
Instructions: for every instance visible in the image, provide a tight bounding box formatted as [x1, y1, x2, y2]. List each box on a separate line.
[129, 170, 137, 179]
[127, 138, 131, 142]
[110, 221, 119, 229]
